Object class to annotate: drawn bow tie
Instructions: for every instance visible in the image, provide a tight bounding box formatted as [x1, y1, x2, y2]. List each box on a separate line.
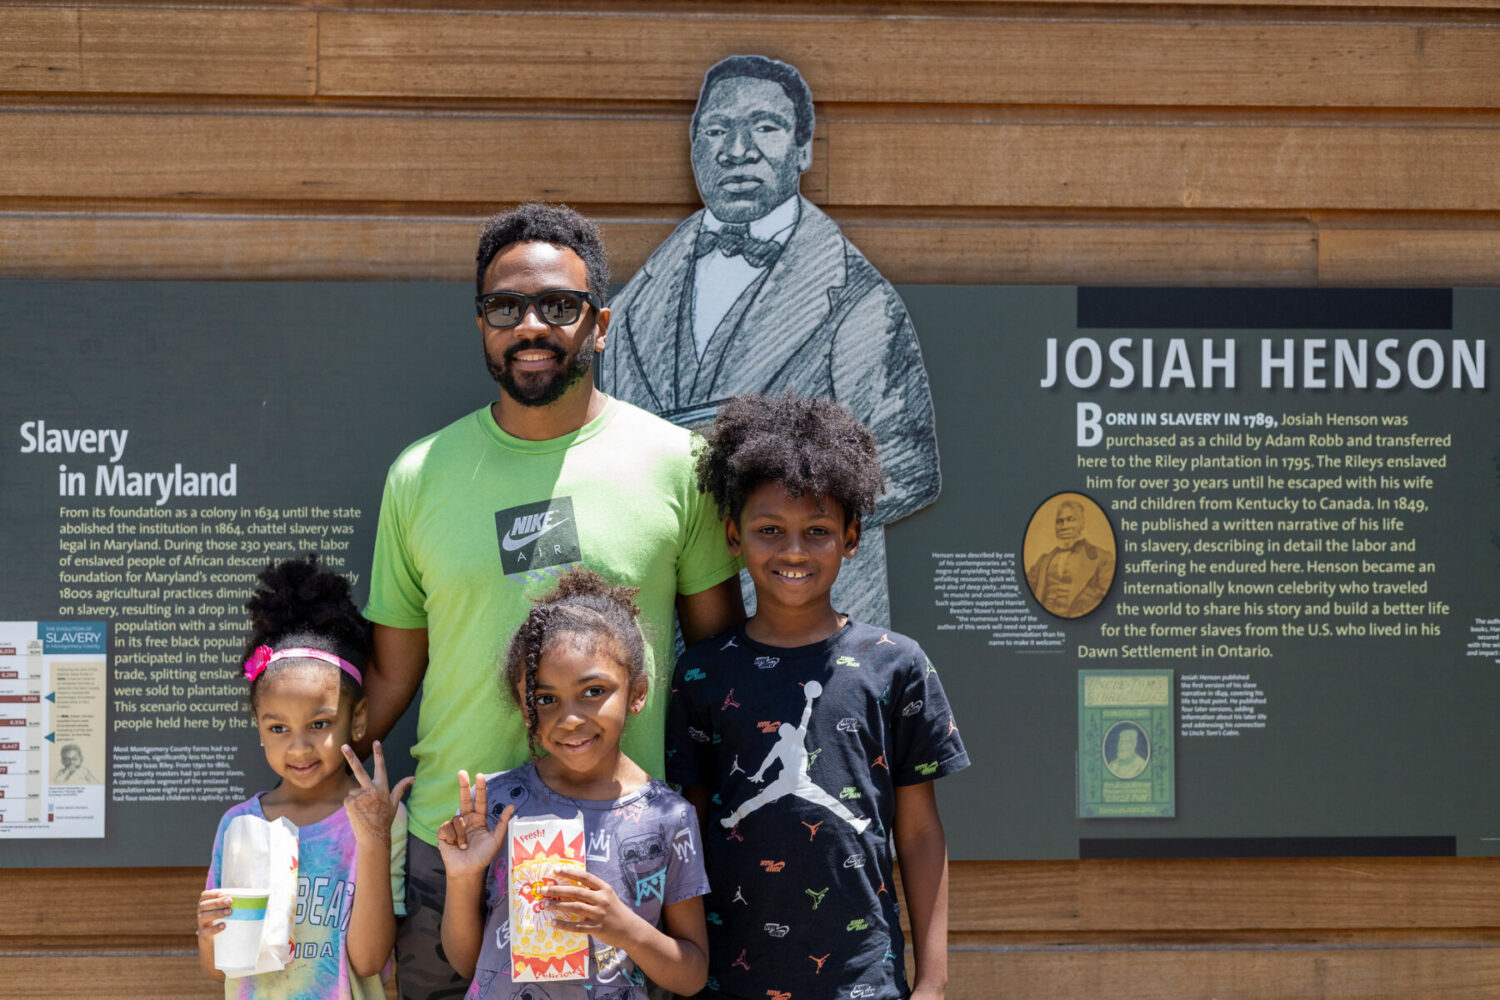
[694, 226, 782, 268]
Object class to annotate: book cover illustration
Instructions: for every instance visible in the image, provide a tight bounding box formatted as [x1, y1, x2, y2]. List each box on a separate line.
[1078, 670, 1175, 818]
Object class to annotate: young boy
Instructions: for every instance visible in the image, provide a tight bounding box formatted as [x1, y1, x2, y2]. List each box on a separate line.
[667, 392, 969, 1000]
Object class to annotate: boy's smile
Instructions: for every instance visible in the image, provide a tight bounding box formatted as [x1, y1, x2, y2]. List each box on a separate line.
[727, 482, 859, 642]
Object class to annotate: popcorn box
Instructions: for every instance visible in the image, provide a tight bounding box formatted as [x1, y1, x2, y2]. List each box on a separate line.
[508, 811, 589, 982]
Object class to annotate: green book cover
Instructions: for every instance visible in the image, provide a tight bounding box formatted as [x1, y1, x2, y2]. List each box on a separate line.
[1078, 670, 1175, 818]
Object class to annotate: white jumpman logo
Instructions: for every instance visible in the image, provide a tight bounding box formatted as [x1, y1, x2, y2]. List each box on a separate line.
[720, 681, 869, 834]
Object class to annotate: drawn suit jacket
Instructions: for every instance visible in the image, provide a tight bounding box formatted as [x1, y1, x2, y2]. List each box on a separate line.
[601, 197, 940, 530]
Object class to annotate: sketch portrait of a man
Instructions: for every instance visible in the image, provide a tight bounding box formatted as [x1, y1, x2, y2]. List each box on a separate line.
[54, 743, 99, 784]
[600, 54, 940, 626]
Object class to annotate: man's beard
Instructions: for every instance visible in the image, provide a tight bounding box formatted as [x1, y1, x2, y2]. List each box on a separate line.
[486, 340, 594, 408]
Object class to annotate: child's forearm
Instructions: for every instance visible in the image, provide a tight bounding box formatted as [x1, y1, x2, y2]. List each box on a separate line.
[606, 905, 708, 996]
[345, 838, 398, 978]
[441, 870, 486, 979]
[894, 785, 951, 998]
[197, 927, 226, 981]
[900, 847, 951, 996]
[897, 830, 951, 996]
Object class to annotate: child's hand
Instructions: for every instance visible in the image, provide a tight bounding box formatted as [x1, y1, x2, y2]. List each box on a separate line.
[196, 888, 233, 939]
[545, 869, 643, 948]
[342, 741, 414, 849]
[437, 770, 513, 881]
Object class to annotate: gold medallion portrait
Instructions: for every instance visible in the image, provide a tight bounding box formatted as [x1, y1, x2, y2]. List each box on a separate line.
[1023, 492, 1116, 619]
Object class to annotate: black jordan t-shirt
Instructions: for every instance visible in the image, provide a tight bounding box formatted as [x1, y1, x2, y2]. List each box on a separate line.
[666, 621, 969, 1000]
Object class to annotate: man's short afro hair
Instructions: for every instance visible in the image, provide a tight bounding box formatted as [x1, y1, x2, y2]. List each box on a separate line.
[475, 202, 610, 304]
[695, 392, 884, 526]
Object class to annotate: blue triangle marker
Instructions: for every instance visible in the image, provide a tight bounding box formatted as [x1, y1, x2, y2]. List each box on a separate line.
[45, 732, 55, 742]
[45, 692, 55, 703]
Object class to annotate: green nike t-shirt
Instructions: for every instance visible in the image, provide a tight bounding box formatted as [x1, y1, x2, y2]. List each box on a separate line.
[365, 398, 739, 844]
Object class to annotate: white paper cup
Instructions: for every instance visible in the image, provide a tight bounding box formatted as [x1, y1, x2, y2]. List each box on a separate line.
[214, 887, 271, 974]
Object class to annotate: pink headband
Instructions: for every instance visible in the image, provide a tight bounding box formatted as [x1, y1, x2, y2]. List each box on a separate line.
[243, 645, 363, 686]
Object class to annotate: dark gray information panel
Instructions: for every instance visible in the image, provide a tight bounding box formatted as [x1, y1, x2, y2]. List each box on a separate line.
[888, 287, 1499, 859]
[0, 281, 491, 866]
[2, 282, 1496, 864]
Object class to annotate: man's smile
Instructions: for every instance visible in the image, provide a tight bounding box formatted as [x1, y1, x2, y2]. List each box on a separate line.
[506, 345, 565, 369]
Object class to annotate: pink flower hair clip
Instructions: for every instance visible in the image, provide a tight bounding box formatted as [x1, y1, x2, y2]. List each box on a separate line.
[243, 645, 274, 682]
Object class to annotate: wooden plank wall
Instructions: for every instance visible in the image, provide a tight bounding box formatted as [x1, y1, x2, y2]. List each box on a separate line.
[2, 1, 1498, 997]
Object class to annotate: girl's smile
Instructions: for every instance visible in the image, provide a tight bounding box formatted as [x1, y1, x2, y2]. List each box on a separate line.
[526, 640, 647, 799]
[254, 663, 366, 805]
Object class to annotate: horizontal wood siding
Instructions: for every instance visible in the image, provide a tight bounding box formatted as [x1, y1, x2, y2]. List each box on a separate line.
[6, 860, 1500, 996]
[313, 11, 1500, 109]
[2, 2, 1496, 997]
[1, 1, 1496, 286]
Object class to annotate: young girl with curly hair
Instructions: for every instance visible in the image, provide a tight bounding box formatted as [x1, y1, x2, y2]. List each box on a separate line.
[437, 567, 709, 999]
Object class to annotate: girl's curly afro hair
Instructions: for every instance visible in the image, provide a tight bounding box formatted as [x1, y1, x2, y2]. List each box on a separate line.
[242, 552, 370, 709]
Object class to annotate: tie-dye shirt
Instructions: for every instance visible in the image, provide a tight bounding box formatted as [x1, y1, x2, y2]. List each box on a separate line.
[206, 793, 408, 1000]
[467, 762, 710, 1000]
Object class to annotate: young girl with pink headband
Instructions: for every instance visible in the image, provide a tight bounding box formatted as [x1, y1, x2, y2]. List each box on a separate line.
[197, 553, 411, 999]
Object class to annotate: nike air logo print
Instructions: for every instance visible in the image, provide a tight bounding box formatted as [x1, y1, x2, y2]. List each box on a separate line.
[501, 510, 570, 551]
[495, 497, 582, 575]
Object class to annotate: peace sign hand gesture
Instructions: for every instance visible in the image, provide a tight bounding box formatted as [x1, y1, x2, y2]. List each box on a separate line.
[437, 770, 514, 881]
[341, 741, 413, 850]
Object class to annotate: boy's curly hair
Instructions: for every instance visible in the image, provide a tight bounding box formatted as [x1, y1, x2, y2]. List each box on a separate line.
[242, 552, 371, 710]
[503, 567, 647, 757]
[695, 392, 884, 527]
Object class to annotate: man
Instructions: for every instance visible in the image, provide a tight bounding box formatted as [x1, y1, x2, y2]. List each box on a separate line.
[54, 743, 97, 784]
[1026, 498, 1114, 618]
[362, 203, 743, 999]
[1107, 725, 1148, 780]
[600, 54, 940, 627]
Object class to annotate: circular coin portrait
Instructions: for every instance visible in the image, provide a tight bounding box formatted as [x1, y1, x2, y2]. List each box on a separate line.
[1022, 491, 1117, 619]
[1103, 721, 1150, 780]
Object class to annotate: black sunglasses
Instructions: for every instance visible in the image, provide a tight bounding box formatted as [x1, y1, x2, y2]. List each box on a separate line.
[474, 289, 600, 329]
